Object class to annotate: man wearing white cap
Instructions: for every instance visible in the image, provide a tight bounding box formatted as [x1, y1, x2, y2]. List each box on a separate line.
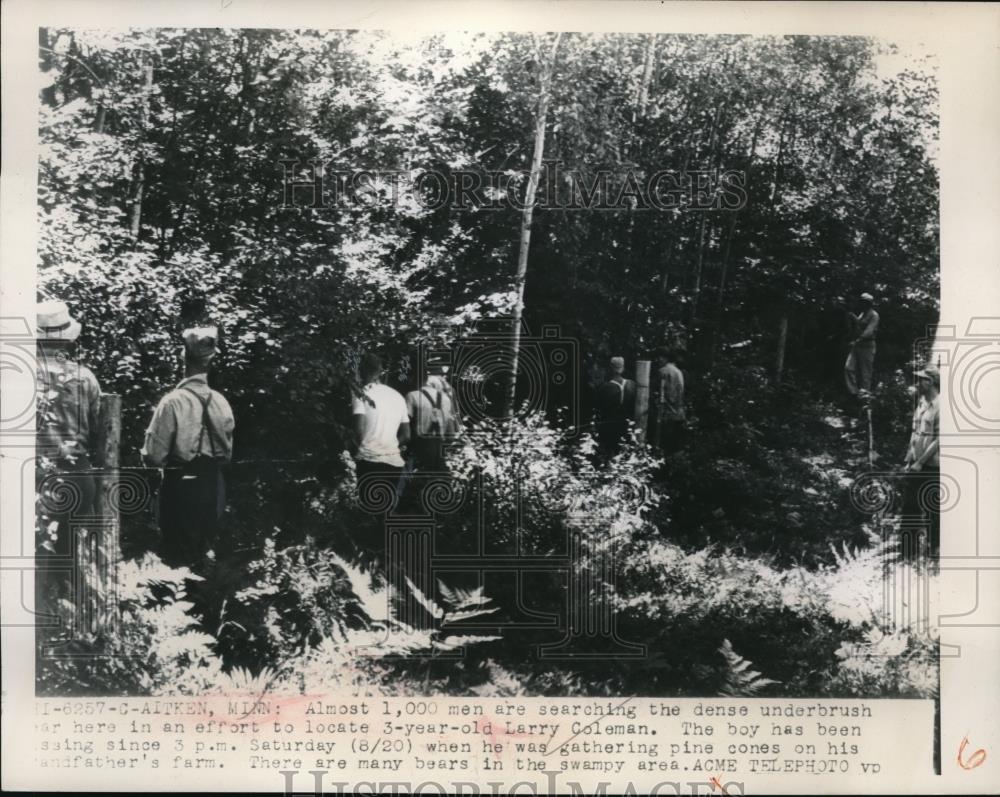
[844, 292, 879, 397]
[405, 365, 459, 474]
[35, 300, 102, 608]
[142, 326, 234, 568]
[595, 356, 636, 456]
[36, 300, 101, 470]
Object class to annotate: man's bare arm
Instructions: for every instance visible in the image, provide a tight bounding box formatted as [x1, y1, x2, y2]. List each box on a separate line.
[141, 401, 175, 468]
[913, 438, 939, 469]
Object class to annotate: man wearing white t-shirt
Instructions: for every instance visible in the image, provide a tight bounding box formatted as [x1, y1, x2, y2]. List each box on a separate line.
[351, 352, 410, 508]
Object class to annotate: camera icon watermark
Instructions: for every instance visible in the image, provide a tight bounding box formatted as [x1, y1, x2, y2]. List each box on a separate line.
[1, 315, 155, 664]
[847, 445, 999, 659]
[918, 318, 1000, 437]
[418, 318, 580, 435]
[354, 455, 648, 663]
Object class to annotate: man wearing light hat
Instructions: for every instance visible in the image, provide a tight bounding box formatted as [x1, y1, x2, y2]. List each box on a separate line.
[901, 363, 940, 554]
[405, 362, 459, 474]
[35, 300, 102, 608]
[142, 326, 234, 569]
[36, 300, 101, 469]
[844, 292, 879, 397]
[595, 356, 636, 456]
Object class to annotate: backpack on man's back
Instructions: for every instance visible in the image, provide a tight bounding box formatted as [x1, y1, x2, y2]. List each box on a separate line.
[409, 385, 457, 472]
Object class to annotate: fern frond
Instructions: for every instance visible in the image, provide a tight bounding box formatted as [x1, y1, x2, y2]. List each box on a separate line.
[442, 607, 498, 625]
[454, 585, 491, 609]
[718, 639, 780, 697]
[437, 579, 459, 605]
[432, 634, 502, 651]
[329, 551, 390, 624]
[404, 576, 444, 620]
[219, 665, 279, 694]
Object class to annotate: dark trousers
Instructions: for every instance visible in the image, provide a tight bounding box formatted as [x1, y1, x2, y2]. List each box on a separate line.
[355, 460, 405, 556]
[900, 468, 940, 558]
[409, 437, 447, 474]
[158, 459, 225, 570]
[597, 419, 628, 457]
[661, 419, 685, 454]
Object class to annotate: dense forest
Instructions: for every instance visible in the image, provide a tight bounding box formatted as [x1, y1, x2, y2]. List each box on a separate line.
[36, 28, 939, 698]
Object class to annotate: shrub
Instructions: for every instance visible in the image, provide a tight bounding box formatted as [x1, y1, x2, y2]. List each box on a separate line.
[215, 536, 372, 667]
[37, 554, 224, 696]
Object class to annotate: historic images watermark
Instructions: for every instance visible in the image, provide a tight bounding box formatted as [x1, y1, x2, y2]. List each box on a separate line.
[278, 769, 746, 795]
[279, 161, 748, 212]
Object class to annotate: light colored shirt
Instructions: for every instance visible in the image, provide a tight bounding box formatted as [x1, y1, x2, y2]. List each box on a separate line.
[657, 363, 686, 421]
[907, 394, 939, 469]
[351, 382, 408, 466]
[853, 309, 879, 345]
[142, 374, 235, 467]
[36, 351, 101, 459]
[406, 379, 458, 437]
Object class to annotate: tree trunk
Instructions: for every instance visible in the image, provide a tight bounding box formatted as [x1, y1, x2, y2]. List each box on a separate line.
[690, 214, 709, 324]
[688, 103, 723, 325]
[636, 34, 656, 122]
[39, 28, 59, 107]
[505, 32, 562, 419]
[717, 215, 737, 310]
[93, 393, 122, 635]
[129, 57, 154, 242]
[660, 130, 695, 294]
[717, 115, 762, 316]
[774, 314, 789, 384]
[625, 35, 657, 252]
[634, 360, 651, 443]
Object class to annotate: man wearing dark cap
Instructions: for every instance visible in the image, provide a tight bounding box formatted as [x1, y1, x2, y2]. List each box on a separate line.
[142, 326, 234, 569]
[901, 364, 940, 556]
[844, 292, 880, 397]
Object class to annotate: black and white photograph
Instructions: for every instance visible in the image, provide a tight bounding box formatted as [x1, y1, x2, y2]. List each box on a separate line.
[5, 2, 999, 793]
[30, 23, 941, 700]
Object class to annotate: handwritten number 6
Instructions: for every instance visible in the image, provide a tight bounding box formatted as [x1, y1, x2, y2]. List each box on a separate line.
[958, 735, 986, 770]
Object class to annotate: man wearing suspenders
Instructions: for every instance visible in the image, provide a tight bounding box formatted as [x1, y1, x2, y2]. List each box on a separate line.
[142, 327, 235, 569]
[405, 367, 459, 473]
[595, 356, 636, 457]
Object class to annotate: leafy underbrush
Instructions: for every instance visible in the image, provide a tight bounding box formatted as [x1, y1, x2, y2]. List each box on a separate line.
[39, 412, 937, 700]
[37, 555, 222, 696]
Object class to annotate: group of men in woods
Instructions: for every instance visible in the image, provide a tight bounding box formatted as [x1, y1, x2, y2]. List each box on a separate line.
[842, 292, 940, 552]
[35, 289, 940, 603]
[35, 300, 234, 599]
[593, 350, 686, 457]
[350, 352, 460, 504]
